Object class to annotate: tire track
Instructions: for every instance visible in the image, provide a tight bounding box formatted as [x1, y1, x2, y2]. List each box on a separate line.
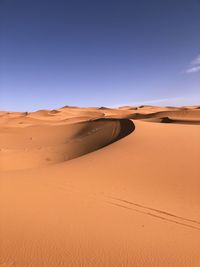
[106, 197, 200, 231]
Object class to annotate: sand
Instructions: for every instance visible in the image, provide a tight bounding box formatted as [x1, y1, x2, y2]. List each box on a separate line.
[0, 105, 200, 266]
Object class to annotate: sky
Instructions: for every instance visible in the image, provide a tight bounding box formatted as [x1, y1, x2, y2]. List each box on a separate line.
[0, 0, 200, 111]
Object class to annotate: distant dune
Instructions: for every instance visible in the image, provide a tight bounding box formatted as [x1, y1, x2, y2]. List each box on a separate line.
[0, 105, 200, 266]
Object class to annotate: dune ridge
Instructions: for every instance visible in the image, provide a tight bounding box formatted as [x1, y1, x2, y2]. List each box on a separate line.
[0, 119, 134, 171]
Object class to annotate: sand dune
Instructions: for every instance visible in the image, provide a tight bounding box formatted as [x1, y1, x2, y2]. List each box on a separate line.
[0, 105, 200, 266]
[0, 118, 134, 171]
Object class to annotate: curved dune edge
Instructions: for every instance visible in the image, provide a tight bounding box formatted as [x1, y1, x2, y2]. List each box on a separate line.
[0, 118, 135, 171]
[141, 117, 200, 124]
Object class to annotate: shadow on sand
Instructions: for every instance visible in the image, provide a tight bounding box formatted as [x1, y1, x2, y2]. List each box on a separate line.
[114, 118, 135, 141]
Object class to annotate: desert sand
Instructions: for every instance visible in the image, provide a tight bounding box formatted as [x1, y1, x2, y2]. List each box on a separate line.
[0, 105, 200, 266]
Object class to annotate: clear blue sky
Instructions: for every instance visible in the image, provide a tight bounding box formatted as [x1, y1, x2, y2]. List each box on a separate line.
[1, 0, 200, 111]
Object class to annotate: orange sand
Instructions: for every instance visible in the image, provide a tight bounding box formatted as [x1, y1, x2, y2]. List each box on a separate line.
[0, 105, 200, 266]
